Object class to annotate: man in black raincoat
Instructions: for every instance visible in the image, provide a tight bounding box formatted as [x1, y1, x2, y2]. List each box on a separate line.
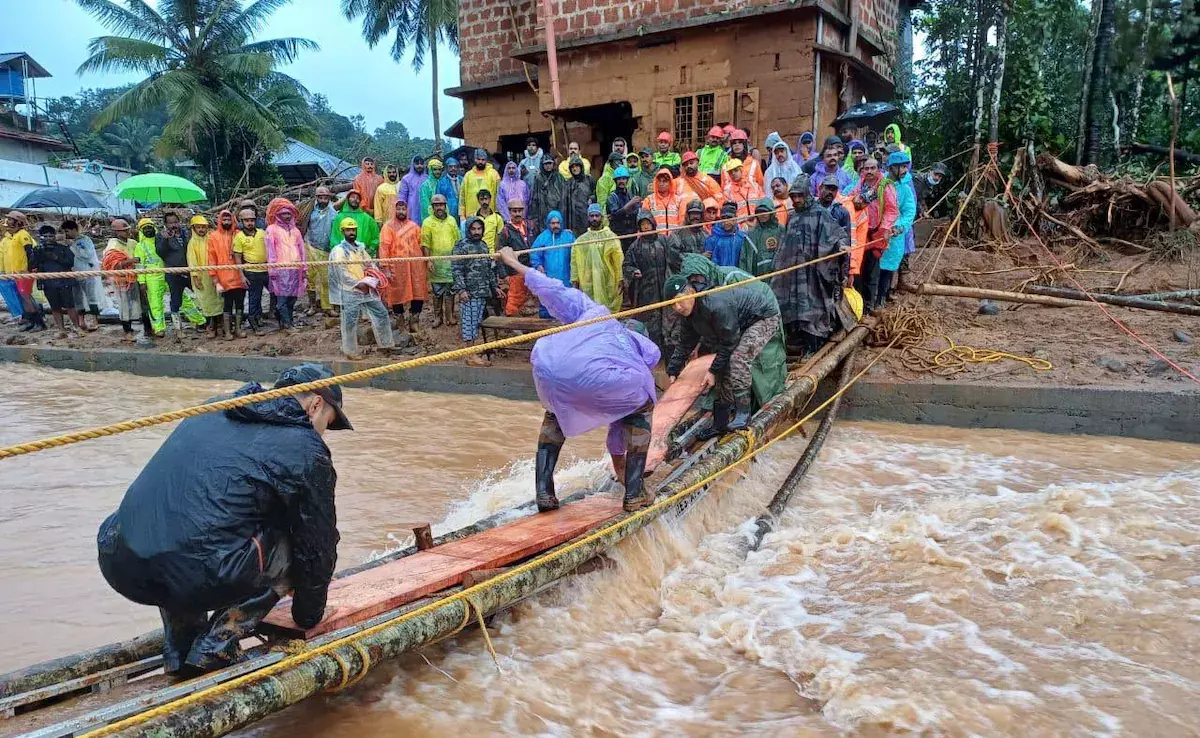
[623, 210, 682, 354]
[528, 155, 565, 240]
[97, 363, 349, 675]
[770, 173, 848, 355]
[674, 198, 708, 256]
[561, 155, 595, 236]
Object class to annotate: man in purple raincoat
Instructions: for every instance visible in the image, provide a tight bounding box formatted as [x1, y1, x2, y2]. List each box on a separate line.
[496, 245, 659, 513]
[398, 155, 428, 225]
[496, 161, 529, 223]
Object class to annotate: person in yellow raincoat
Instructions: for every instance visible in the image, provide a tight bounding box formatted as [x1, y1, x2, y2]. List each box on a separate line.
[186, 215, 223, 338]
[373, 164, 400, 226]
[570, 203, 624, 313]
[133, 218, 167, 336]
[458, 148, 501, 221]
[420, 193, 462, 327]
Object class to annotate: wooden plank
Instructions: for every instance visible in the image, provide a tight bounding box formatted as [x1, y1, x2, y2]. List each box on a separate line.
[648, 355, 715, 472]
[480, 316, 558, 331]
[260, 496, 622, 638]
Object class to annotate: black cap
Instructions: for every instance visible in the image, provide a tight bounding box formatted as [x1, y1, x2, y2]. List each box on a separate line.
[275, 363, 353, 431]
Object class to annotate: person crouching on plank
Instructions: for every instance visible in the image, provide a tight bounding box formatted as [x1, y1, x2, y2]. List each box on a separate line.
[495, 245, 660, 513]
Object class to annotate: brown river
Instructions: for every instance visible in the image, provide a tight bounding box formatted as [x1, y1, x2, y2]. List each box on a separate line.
[0, 363, 1197, 736]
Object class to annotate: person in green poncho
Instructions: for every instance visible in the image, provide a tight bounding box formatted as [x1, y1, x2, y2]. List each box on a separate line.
[667, 252, 787, 425]
[330, 190, 379, 257]
[133, 217, 168, 336]
[745, 199, 784, 276]
[595, 152, 623, 215]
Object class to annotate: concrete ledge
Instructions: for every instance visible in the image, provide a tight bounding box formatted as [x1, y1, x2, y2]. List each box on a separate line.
[843, 380, 1199, 444]
[1, 346, 1195, 443]
[0, 346, 540, 401]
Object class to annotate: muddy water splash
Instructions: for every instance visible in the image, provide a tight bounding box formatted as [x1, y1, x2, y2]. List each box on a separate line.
[0, 364, 1196, 736]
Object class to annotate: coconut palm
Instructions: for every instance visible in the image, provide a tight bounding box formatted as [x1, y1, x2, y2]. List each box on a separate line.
[101, 118, 158, 170]
[75, 0, 319, 193]
[341, 0, 459, 153]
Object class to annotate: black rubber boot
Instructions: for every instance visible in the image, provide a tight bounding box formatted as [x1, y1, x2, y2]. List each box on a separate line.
[727, 392, 753, 431]
[621, 451, 652, 511]
[184, 588, 281, 673]
[698, 402, 731, 441]
[535, 441, 562, 512]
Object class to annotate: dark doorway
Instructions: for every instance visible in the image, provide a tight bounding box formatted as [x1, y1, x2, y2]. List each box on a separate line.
[498, 130, 552, 169]
[560, 102, 636, 160]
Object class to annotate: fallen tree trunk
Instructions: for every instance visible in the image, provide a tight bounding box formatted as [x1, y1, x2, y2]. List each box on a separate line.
[1123, 141, 1200, 165]
[1023, 284, 1200, 315]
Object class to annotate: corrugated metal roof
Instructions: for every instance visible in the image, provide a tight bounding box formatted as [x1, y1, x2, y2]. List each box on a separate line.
[0, 53, 51, 78]
[271, 138, 358, 181]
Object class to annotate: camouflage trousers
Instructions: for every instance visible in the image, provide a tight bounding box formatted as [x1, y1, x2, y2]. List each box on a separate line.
[540, 400, 653, 457]
[719, 315, 782, 404]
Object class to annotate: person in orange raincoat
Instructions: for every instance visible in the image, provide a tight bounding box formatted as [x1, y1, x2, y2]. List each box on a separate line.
[378, 198, 428, 333]
[721, 158, 764, 220]
[352, 157, 385, 218]
[674, 150, 724, 206]
[206, 209, 247, 339]
[727, 129, 763, 188]
[644, 168, 684, 233]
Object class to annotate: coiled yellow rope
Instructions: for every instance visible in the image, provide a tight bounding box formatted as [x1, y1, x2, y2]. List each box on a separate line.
[78, 337, 896, 738]
[0, 246, 857, 461]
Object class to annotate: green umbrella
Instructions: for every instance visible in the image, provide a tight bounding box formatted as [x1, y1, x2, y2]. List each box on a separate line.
[112, 173, 207, 204]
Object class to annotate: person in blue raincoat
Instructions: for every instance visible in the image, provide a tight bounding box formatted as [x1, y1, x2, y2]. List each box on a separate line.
[495, 245, 659, 514]
[529, 210, 575, 318]
[877, 150, 916, 306]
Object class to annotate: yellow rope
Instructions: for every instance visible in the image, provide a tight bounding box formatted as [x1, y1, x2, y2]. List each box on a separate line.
[0, 247, 858, 462]
[77, 338, 895, 738]
[467, 598, 503, 673]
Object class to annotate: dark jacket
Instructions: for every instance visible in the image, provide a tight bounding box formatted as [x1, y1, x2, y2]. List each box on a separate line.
[452, 217, 501, 298]
[32, 241, 76, 290]
[156, 230, 189, 268]
[497, 219, 533, 276]
[668, 284, 780, 377]
[97, 383, 339, 629]
[606, 189, 639, 237]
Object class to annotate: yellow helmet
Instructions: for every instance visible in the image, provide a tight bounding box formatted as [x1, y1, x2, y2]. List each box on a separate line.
[339, 217, 359, 230]
[189, 215, 209, 226]
[843, 286, 864, 320]
[136, 217, 155, 230]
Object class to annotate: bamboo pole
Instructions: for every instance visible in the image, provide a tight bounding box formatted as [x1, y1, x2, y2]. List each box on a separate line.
[1023, 284, 1200, 316]
[905, 282, 1200, 316]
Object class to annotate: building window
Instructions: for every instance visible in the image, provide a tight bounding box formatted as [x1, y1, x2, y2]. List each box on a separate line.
[673, 92, 716, 149]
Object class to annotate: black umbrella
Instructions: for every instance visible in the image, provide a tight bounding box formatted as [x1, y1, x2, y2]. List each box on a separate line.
[11, 186, 109, 210]
[831, 102, 901, 130]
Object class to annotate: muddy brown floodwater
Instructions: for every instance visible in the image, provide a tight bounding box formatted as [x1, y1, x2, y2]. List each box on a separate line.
[0, 364, 1197, 736]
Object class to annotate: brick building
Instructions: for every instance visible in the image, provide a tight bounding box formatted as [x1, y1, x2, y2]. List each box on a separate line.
[448, 0, 914, 166]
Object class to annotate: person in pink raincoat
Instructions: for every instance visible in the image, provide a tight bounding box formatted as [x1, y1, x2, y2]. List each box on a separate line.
[264, 197, 307, 332]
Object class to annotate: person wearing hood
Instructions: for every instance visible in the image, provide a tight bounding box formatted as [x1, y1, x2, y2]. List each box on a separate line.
[379, 199, 427, 333]
[494, 246, 659, 513]
[419, 158, 457, 224]
[631, 149, 655, 196]
[556, 141, 592, 177]
[850, 154, 898, 308]
[701, 198, 721, 235]
[824, 171, 868, 283]
[561, 156, 595, 235]
[372, 164, 401, 227]
[913, 161, 948, 217]
[771, 174, 850, 356]
[397, 156, 428, 226]
[103, 218, 149, 341]
[606, 166, 642, 237]
[675, 150, 725, 207]
[459, 148, 501, 221]
[674, 198, 708, 256]
[62, 219, 104, 331]
[571, 203, 623, 313]
[792, 131, 817, 165]
[746, 199, 784, 276]
[445, 157, 464, 193]
[841, 139, 868, 178]
[331, 189, 380, 257]
[722, 157, 764, 220]
[186, 215, 222, 338]
[803, 135, 843, 176]
[529, 155, 565, 239]
[645, 168, 683, 233]
[330, 218, 397, 359]
[883, 123, 910, 155]
[519, 137, 546, 187]
[207, 209, 248, 340]
[421, 193, 463, 328]
[134, 217, 168, 337]
[32, 223, 81, 337]
[705, 201, 754, 270]
[663, 253, 786, 437]
[764, 134, 803, 188]
[452, 216, 502, 366]
[97, 362, 350, 675]
[698, 126, 730, 180]
[529, 210, 575, 318]
[265, 197, 307, 333]
[727, 129, 763, 188]
[653, 131, 682, 176]
[353, 157, 384, 218]
[595, 152, 624, 216]
[876, 150, 916, 305]
[809, 143, 853, 196]
[497, 160, 529, 224]
[305, 186, 337, 316]
[624, 209, 681, 352]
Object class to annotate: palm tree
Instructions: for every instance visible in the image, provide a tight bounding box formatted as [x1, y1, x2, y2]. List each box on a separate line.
[341, 0, 459, 153]
[75, 0, 319, 195]
[101, 118, 158, 170]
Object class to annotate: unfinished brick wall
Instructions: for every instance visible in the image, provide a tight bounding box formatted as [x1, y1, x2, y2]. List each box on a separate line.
[462, 85, 543, 149]
[459, 0, 536, 85]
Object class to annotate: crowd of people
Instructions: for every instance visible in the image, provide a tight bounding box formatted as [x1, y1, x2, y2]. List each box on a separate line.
[0, 120, 948, 365]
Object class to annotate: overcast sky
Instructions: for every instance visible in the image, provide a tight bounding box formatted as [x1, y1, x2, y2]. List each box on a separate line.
[17, 0, 464, 138]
